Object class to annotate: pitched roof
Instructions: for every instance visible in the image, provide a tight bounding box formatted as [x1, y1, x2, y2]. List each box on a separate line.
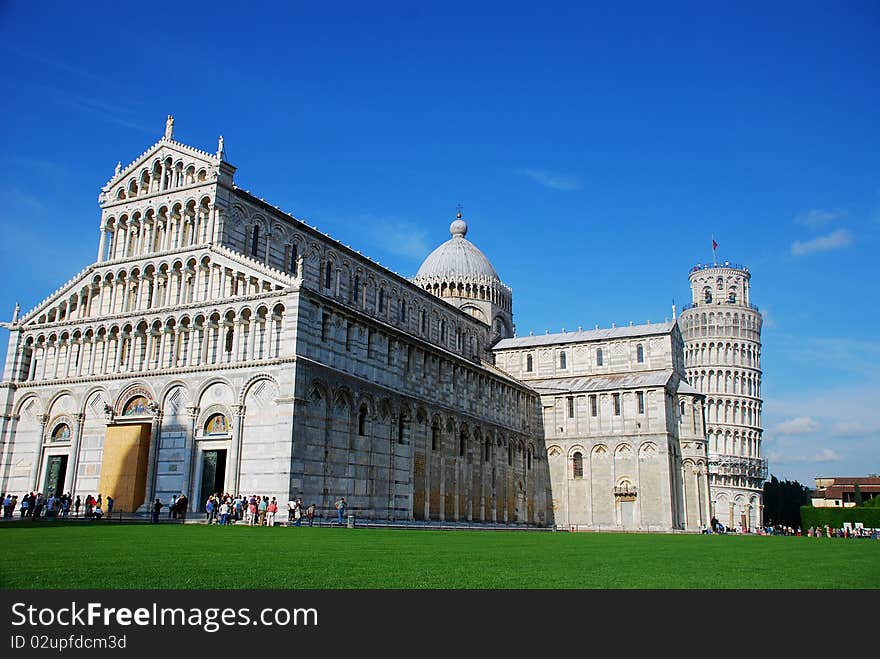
[493, 321, 676, 350]
[527, 370, 675, 395]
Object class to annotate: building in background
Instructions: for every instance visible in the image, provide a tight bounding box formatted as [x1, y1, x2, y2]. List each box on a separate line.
[493, 323, 709, 531]
[811, 476, 880, 508]
[679, 263, 767, 530]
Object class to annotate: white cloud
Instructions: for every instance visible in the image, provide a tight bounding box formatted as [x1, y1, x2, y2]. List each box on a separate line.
[794, 209, 845, 229]
[519, 169, 581, 191]
[766, 448, 841, 464]
[830, 421, 880, 438]
[771, 417, 820, 435]
[790, 229, 853, 256]
[373, 220, 430, 260]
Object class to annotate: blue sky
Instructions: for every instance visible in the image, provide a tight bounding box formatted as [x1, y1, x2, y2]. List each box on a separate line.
[1, 1, 877, 485]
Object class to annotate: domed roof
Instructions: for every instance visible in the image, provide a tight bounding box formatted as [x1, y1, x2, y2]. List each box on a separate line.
[415, 216, 500, 282]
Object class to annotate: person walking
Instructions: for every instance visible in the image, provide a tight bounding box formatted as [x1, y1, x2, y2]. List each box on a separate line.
[169, 495, 177, 519]
[258, 496, 268, 526]
[247, 498, 257, 526]
[74, 495, 81, 517]
[335, 497, 346, 525]
[218, 500, 229, 526]
[306, 503, 316, 527]
[205, 496, 216, 524]
[106, 496, 114, 517]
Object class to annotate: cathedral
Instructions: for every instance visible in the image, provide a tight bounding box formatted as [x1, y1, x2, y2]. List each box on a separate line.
[0, 117, 763, 531]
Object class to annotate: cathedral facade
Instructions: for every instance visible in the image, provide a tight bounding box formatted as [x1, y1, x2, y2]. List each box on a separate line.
[0, 118, 726, 531]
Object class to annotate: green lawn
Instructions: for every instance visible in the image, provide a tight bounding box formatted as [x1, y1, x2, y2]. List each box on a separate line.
[1, 522, 877, 589]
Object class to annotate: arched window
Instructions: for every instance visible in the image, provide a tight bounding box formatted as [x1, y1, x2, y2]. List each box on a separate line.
[484, 439, 491, 461]
[420, 310, 427, 334]
[290, 243, 298, 275]
[358, 405, 368, 436]
[704, 288, 713, 303]
[324, 261, 332, 289]
[378, 288, 385, 313]
[431, 419, 440, 451]
[225, 328, 234, 354]
[527, 447, 533, 470]
[526, 354, 533, 372]
[440, 319, 447, 342]
[716, 276, 724, 290]
[399, 299, 407, 323]
[459, 435, 466, 457]
[251, 225, 260, 257]
[596, 348, 603, 366]
[352, 274, 360, 302]
[728, 289, 737, 303]
[612, 393, 621, 416]
[572, 452, 583, 479]
[560, 351, 567, 369]
[508, 443, 514, 466]
[636, 344, 644, 363]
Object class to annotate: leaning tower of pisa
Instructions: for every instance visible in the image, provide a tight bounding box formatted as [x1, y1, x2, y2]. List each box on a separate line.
[679, 261, 767, 531]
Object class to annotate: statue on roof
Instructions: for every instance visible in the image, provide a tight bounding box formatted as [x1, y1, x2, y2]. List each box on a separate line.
[217, 135, 225, 160]
[114, 161, 121, 176]
[165, 114, 174, 140]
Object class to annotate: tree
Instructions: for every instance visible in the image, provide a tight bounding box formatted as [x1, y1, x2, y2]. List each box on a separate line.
[763, 476, 810, 528]
[854, 484, 863, 507]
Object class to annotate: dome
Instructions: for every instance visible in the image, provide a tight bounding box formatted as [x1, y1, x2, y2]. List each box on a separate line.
[415, 217, 500, 281]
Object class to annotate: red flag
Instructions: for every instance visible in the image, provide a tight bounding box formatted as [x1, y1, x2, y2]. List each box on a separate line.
[712, 239, 718, 251]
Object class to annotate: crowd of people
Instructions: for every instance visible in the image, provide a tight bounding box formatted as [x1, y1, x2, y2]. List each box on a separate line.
[1, 489, 345, 527]
[1, 492, 115, 520]
[188, 493, 325, 527]
[703, 516, 879, 539]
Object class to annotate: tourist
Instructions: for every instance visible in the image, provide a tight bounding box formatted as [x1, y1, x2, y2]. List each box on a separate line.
[169, 494, 177, 519]
[93, 504, 103, 520]
[151, 498, 162, 523]
[20, 493, 30, 518]
[258, 496, 268, 526]
[266, 497, 277, 526]
[218, 500, 230, 526]
[247, 498, 257, 526]
[106, 496, 114, 516]
[335, 497, 346, 525]
[2, 493, 12, 518]
[306, 503, 316, 526]
[234, 496, 243, 521]
[287, 498, 296, 523]
[294, 497, 303, 526]
[206, 496, 216, 524]
[33, 493, 45, 520]
[74, 495, 81, 517]
[176, 494, 188, 520]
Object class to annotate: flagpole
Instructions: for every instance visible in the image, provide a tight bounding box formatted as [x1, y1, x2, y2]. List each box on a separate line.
[712, 234, 716, 266]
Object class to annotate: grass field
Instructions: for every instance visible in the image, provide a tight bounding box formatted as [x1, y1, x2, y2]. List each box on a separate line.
[1, 522, 877, 589]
